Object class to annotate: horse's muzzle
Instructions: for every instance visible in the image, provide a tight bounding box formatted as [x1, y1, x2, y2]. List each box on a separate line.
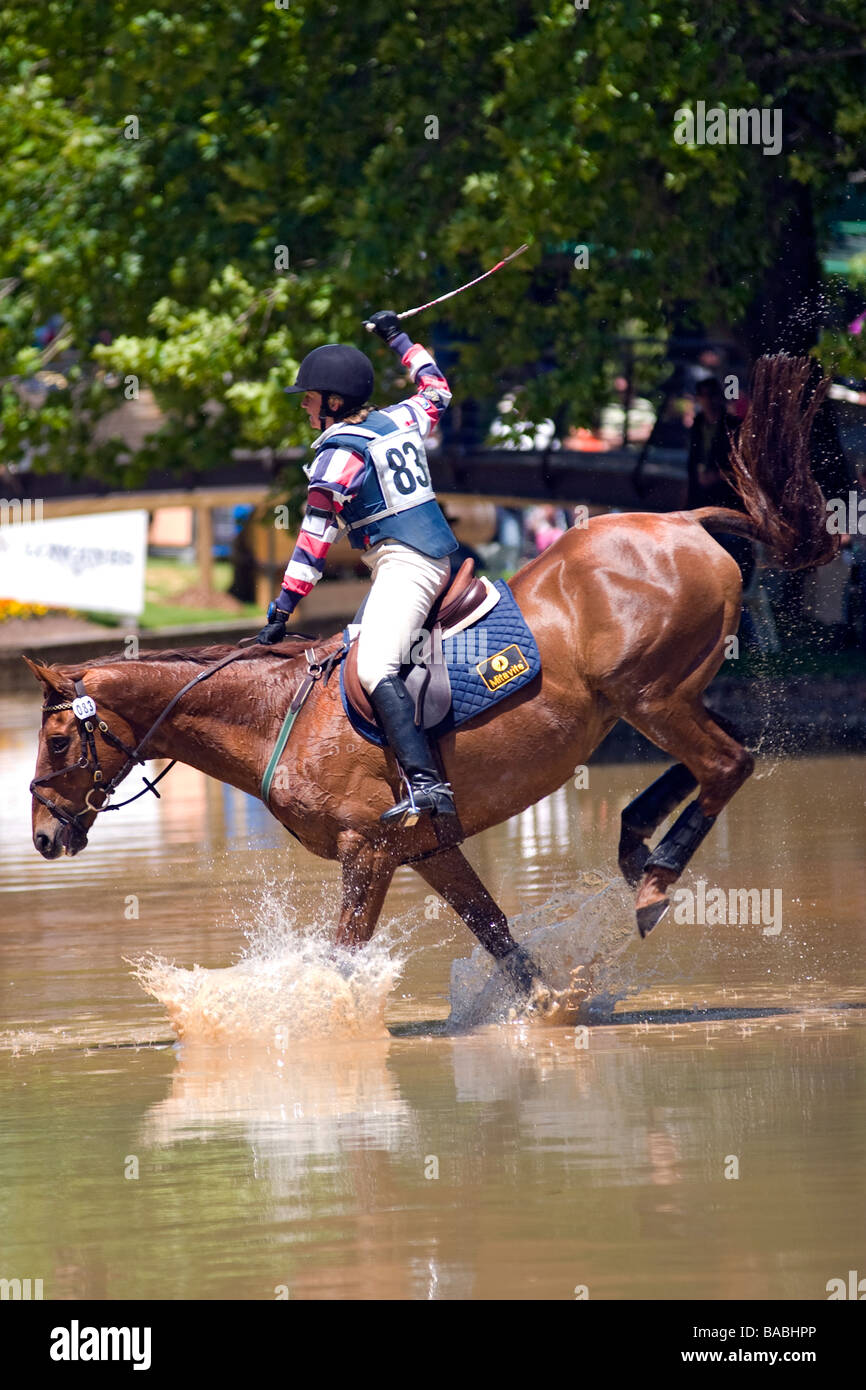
[34, 823, 88, 859]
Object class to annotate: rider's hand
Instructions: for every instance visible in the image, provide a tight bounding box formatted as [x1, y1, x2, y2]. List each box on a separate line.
[255, 617, 287, 645]
[365, 309, 402, 343]
[254, 600, 290, 645]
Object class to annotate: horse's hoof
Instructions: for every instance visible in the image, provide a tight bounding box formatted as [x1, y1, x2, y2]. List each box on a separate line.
[636, 898, 670, 938]
[499, 945, 542, 996]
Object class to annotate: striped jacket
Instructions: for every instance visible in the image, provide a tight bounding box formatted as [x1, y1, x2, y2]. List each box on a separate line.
[275, 337, 451, 614]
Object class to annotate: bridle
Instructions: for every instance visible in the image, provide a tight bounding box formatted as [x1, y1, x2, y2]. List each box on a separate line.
[29, 649, 252, 836]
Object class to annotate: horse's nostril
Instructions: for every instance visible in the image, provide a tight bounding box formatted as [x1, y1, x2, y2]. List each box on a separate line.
[34, 831, 52, 854]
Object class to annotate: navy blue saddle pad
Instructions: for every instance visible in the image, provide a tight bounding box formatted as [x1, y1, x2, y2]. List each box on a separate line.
[340, 579, 541, 747]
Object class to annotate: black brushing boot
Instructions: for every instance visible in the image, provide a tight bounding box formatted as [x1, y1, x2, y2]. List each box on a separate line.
[369, 676, 456, 826]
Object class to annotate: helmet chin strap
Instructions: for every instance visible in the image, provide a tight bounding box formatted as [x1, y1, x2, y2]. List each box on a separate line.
[316, 393, 338, 432]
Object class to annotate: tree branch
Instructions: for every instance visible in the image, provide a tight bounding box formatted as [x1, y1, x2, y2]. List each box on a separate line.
[755, 44, 866, 69]
[787, 6, 863, 35]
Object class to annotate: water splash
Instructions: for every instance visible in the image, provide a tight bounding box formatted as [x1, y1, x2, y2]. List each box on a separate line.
[131, 883, 404, 1045]
[447, 871, 641, 1029]
[132, 871, 652, 1042]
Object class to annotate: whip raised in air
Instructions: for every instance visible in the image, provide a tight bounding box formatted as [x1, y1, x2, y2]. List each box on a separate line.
[364, 243, 529, 331]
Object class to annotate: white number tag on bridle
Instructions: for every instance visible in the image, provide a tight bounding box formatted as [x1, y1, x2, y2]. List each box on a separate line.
[72, 695, 97, 720]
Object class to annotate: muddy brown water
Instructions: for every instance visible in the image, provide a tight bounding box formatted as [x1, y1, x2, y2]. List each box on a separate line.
[1, 692, 863, 1300]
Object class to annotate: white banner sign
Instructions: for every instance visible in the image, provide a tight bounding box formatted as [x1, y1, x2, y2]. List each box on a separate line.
[0, 510, 148, 615]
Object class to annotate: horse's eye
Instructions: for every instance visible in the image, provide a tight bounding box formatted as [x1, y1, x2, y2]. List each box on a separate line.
[49, 735, 70, 756]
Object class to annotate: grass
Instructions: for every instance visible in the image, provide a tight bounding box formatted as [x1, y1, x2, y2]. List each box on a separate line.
[86, 558, 261, 631]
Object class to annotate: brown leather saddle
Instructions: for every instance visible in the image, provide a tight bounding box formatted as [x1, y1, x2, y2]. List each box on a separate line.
[344, 557, 492, 725]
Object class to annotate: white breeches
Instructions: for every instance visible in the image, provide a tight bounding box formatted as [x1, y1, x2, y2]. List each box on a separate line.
[356, 541, 451, 694]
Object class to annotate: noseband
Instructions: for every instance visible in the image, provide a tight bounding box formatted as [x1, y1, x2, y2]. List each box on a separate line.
[29, 649, 251, 835]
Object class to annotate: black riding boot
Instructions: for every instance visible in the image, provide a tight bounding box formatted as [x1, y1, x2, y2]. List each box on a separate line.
[368, 676, 456, 826]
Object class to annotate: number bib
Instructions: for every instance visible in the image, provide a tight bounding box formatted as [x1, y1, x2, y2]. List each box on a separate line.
[366, 427, 435, 516]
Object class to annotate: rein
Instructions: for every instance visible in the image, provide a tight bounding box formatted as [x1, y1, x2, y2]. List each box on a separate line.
[261, 643, 344, 806]
[30, 648, 253, 834]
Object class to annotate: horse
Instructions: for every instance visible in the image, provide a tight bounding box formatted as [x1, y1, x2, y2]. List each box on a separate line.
[26, 355, 836, 989]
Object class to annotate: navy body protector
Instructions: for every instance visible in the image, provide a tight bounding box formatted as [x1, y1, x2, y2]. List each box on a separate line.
[310, 409, 457, 559]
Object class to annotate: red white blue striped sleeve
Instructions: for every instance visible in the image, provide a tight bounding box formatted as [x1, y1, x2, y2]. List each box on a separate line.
[275, 486, 345, 609]
[386, 339, 451, 438]
[275, 447, 366, 610]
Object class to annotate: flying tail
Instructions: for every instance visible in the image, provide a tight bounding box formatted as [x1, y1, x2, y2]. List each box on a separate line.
[692, 354, 839, 572]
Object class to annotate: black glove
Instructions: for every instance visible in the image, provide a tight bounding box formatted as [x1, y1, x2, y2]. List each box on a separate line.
[365, 309, 402, 343]
[254, 600, 289, 645]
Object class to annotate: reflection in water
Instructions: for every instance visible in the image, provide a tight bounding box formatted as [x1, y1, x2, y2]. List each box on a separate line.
[142, 1039, 411, 1156]
[104, 1010, 862, 1299]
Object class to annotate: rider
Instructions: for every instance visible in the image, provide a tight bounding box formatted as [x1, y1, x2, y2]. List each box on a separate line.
[255, 310, 459, 826]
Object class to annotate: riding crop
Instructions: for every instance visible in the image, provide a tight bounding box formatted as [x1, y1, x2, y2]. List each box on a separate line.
[363, 243, 529, 331]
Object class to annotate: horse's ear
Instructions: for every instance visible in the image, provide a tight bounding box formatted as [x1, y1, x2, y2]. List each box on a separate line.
[22, 656, 73, 696]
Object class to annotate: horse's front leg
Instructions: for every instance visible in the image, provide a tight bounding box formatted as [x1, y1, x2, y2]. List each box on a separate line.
[412, 846, 541, 994]
[333, 830, 396, 950]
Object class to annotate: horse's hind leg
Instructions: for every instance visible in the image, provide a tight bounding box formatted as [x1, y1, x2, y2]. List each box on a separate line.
[619, 762, 698, 886]
[623, 704, 754, 937]
[412, 846, 541, 993]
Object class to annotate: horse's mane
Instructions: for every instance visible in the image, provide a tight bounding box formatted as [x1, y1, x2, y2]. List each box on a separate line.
[53, 635, 334, 679]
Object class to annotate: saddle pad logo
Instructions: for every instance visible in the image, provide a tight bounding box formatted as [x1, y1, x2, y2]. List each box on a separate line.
[477, 644, 529, 692]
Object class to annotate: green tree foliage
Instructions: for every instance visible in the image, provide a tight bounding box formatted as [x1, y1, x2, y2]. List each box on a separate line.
[0, 0, 863, 474]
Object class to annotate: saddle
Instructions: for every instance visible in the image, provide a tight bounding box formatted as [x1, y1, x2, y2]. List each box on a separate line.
[343, 558, 500, 727]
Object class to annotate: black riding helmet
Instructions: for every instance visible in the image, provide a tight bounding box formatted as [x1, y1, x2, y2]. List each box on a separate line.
[284, 344, 375, 427]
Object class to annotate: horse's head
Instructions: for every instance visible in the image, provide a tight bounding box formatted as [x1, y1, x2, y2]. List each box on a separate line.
[25, 657, 139, 859]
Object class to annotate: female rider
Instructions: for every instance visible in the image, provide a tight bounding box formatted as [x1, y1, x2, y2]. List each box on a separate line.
[255, 310, 459, 827]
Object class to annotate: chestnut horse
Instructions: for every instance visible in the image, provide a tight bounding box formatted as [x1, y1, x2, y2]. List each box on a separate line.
[26, 356, 835, 983]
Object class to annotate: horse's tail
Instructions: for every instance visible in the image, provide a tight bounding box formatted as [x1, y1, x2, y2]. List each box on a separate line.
[692, 353, 839, 571]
